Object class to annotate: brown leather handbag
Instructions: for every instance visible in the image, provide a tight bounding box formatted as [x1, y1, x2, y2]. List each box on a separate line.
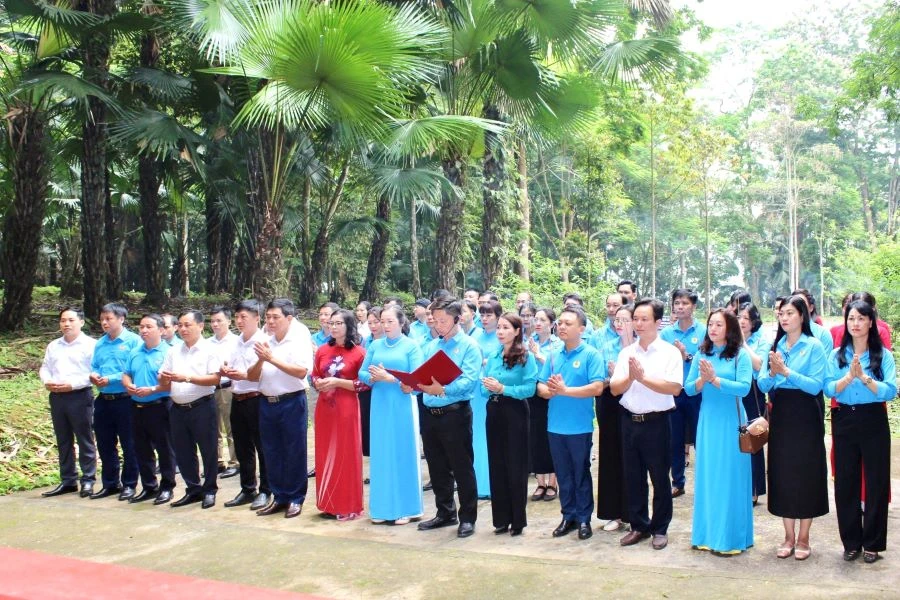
[736, 382, 768, 454]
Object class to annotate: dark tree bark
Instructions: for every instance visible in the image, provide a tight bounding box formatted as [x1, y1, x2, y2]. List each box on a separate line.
[246, 128, 285, 299]
[104, 173, 122, 299]
[218, 214, 235, 292]
[361, 192, 391, 303]
[205, 192, 223, 294]
[0, 104, 48, 331]
[435, 153, 466, 292]
[480, 104, 507, 290]
[513, 137, 530, 281]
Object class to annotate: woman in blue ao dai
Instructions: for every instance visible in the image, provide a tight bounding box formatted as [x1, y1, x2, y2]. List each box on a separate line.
[470, 300, 503, 498]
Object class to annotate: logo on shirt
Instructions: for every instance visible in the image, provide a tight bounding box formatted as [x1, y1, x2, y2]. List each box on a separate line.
[691, 337, 698, 344]
[573, 360, 581, 368]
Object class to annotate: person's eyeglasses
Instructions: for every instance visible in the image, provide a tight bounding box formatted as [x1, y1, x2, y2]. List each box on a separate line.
[520, 313, 534, 318]
[327, 321, 345, 327]
[614, 319, 631, 325]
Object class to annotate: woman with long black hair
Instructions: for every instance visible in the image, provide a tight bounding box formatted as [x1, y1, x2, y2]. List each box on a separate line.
[526, 307, 562, 501]
[824, 300, 897, 563]
[737, 302, 769, 505]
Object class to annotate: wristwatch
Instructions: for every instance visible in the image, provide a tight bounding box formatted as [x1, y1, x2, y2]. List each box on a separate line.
[685, 353, 693, 363]
[185, 375, 192, 384]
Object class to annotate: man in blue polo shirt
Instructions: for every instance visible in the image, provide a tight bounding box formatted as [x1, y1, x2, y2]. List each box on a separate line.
[659, 289, 705, 498]
[404, 297, 482, 539]
[89, 302, 141, 500]
[589, 292, 625, 352]
[410, 299, 433, 345]
[537, 305, 605, 541]
[122, 314, 176, 505]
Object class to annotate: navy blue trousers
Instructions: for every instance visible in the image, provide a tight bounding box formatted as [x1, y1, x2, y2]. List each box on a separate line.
[259, 390, 308, 505]
[669, 390, 700, 489]
[170, 396, 218, 496]
[93, 395, 139, 489]
[132, 399, 176, 492]
[548, 432, 594, 523]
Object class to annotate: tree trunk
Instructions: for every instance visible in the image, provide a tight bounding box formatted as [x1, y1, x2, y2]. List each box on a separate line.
[855, 166, 877, 247]
[247, 128, 286, 298]
[513, 137, 530, 281]
[0, 104, 48, 331]
[219, 213, 235, 292]
[480, 104, 506, 289]
[361, 193, 391, 302]
[104, 173, 122, 299]
[205, 191, 223, 294]
[169, 211, 189, 297]
[436, 153, 466, 292]
[138, 156, 166, 305]
[410, 198, 421, 297]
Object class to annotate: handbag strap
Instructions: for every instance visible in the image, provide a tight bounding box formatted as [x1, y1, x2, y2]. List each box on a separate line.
[734, 359, 746, 429]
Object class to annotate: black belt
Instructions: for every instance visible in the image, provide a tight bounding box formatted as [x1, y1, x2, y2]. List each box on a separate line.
[54, 387, 92, 395]
[233, 391, 263, 402]
[216, 381, 232, 390]
[264, 390, 304, 404]
[426, 401, 468, 416]
[626, 409, 670, 423]
[172, 394, 213, 410]
[98, 392, 130, 400]
[133, 397, 170, 408]
[488, 394, 518, 404]
[835, 402, 886, 412]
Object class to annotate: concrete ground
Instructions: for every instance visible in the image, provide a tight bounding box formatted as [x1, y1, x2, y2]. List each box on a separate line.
[1, 436, 898, 599]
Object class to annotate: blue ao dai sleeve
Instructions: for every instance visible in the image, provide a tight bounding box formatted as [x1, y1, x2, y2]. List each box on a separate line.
[503, 353, 538, 400]
[784, 340, 826, 395]
[357, 342, 375, 386]
[718, 350, 752, 397]
[684, 354, 702, 396]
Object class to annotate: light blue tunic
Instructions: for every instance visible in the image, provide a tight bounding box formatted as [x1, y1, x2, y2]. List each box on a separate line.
[470, 328, 502, 497]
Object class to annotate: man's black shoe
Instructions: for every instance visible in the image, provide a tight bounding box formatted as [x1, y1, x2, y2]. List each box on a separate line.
[90, 486, 122, 500]
[417, 515, 458, 531]
[42, 484, 78, 498]
[129, 488, 159, 503]
[171, 493, 201, 507]
[552, 519, 577, 538]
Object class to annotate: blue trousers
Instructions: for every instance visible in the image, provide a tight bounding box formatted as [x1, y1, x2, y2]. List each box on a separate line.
[93, 395, 139, 489]
[670, 390, 700, 489]
[548, 432, 593, 523]
[259, 390, 308, 505]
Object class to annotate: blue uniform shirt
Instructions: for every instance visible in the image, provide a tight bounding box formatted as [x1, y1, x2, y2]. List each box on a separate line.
[410, 320, 433, 346]
[660, 319, 706, 384]
[312, 329, 331, 348]
[589, 319, 618, 353]
[125, 343, 170, 402]
[539, 341, 605, 435]
[422, 329, 483, 408]
[824, 347, 897, 405]
[91, 329, 141, 394]
[482, 350, 538, 400]
[757, 334, 826, 395]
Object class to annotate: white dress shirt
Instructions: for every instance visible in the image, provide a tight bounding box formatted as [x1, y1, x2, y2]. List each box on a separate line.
[229, 329, 268, 394]
[205, 330, 239, 385]
[160, 339, 220, 404]
[258, 321, 313, 396]
[614, 336, 683, 414]
[39, 333, 96, 390]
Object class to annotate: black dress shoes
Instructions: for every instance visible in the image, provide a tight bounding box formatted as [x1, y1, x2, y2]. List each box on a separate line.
[578, 522, 593, 540]
[494, 525, 510, 535]
[285, 502, 302, 518]
[510, 527, 524, 537]
[620, 530, 652, 546]
[552, 519, 578, 538]
[224, 491, 256, 508]
[250, 492, 270, 511]
[257, 501, 288, 516]
[118, 486, 136, 501]
[42, 483, 78, 497]
[79, 482, 94, 498]
[422, 480, 433, 492]
[129, 488, 159, 503]
[90, 485, 122, 500]
[417, 515, 458, 531]
[457, 522, 475, 538]
[201, 493, 216, 509]
[153, 490, 173, 505]
[220, 466, 240, 479]
[843, 549, 861, 562]
[171, 493, 202, 507]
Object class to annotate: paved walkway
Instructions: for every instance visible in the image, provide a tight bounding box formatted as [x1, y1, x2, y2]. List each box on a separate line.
[1, 438, 897, 599]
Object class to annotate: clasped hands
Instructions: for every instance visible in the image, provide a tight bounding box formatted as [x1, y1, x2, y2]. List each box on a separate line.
[697, 358, 720, 387]
[481, 376, 504, 394]
[767, 351, 789, 377]
[367, 364, 397, 384]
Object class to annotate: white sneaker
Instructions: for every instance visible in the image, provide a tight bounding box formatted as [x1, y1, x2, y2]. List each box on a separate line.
[603, 519, 622, 532]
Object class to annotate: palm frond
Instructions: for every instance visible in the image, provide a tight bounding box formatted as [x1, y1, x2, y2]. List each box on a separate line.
[382, 115, 505, 161]
[162, 0, 253, 64]
[126, 67, 194, 102]
[592, 37, 680, 86]
[109, 108, 206, 167]
[4, 0, 101, 31]
[14, 70, 124, 114]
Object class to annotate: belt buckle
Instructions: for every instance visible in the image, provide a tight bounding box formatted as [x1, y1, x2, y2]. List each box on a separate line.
[632, 414, 645, 423]
[431, 407, 443, 416]
[267, 395, 279, 404]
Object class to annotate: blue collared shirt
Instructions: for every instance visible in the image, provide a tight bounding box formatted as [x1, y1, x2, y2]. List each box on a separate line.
[685, 346, 753, 398]
[422, 329, 483, 408]
[482, 350, 538, 400]
[410, 320, 433, 346]
[660, 319, 706, 382]
[91, 329, 141, 394]
[312, 329, 331, 348]
[471, 329, 501, 362]
[810, 321, 835, 352]
[823, 347, 897, 405]
[744, 329, 770, 379]
[539, 341, 605, 435]
[757, 334, 826, 396]
[125, 343, 170, 402]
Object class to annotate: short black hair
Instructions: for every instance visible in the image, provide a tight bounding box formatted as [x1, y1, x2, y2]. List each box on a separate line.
[267, 298, 295, 317]
[101, 302, 128, 319]
[415, 298, 431, 308]
[851, 291, 877, 307]
[738, 302, 763, 334]
[431, 289, 453, 301]
[479, 299, 503, 317]
[634, 298, 664, 321]
[479, 291, 499, 302]
[140, 313, 164, 328]
[617, 280, 637, 293]
[560, 305, 587, 326]
[179, 310, 204, 324]
[318, 302, 340, 312]
[429, 297, 461, 320]
[382, 296, 403, 308]
[59, 306, 85, 320]
[671, 288, 698, 305]
[563, 292, 584, 306]
[210, 305, 232, 319]
[465, 287, 481, 295]
[728, 289, 751, 308]
[161, 314, 177, 327]
[234, 299, 262, 316]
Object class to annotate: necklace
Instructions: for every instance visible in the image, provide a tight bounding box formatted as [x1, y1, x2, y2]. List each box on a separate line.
[384, 336, 402, 348]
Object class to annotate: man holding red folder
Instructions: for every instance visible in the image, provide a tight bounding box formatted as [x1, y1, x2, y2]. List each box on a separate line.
[402, 297, 483, 538]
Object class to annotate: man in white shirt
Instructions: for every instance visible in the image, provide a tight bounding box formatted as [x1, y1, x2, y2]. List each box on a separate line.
[159, 310, 221, 509]
[39, 307, 97, 498]
[611, 298, 683, 551]
[248, 299, 313, 519]
[220, 299, 271, 510]
[207, 306, 240, 479]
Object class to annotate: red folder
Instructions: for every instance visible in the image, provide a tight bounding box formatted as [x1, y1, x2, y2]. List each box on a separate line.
[386, 349, 463, 388]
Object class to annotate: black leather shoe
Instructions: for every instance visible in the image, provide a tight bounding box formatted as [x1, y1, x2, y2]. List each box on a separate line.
[220, 466, 240, 479]
[171, 493, 201, 507]
[250, 492, 270, 511]
[494, 525, 509, 535]
[129, 488, 159, 503]
[510, 527, 524, 537]
[578, 522, 593, 540]
[843, 549, 861, 561]
[201, 493, 216, 509]
[552, 519, 577, 538]
[90, 485, 122, 500]
[417, 515, 458, 531]
[457, 522, 475, 538]
[285, 502, 302, 518]
[79, 482, 94, 498]
[153, 490, 173, 505]
[257, 501, 287, 516]
[307, 468, 316, 478]
[42, 483, 78, 497]
[225, 491, 256, 507]
[422, 480, 433, 492]
[118, 486, 136, 501]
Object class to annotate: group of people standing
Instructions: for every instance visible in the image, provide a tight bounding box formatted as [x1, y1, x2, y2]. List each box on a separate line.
[37, 283, 896, 563]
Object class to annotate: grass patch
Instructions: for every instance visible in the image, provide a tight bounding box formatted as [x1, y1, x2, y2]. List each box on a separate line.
[0, 373, 59, 494]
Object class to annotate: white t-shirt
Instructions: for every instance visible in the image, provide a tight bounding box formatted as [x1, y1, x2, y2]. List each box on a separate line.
[259, 321, 313, 396]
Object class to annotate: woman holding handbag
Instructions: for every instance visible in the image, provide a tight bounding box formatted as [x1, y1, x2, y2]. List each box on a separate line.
[758, 295, 829, 561]
[737, 302, 770, 505]
[685, 309, 754, 555]
[824, 299, 897, 564]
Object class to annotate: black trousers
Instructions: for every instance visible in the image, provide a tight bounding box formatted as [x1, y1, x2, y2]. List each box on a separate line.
[359, 389, 372, 457]
[621, 412, 672, 535]
[169, 396, 218, 496]
[486, 396, 530, 530]
[49, 389, 96, 485]
[421, 402, 478, 524]
[94, 394, 139, 488]
[132, 399, 177, 491]
[833, 403, 891, 553]
[231, 394, 269, 495]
